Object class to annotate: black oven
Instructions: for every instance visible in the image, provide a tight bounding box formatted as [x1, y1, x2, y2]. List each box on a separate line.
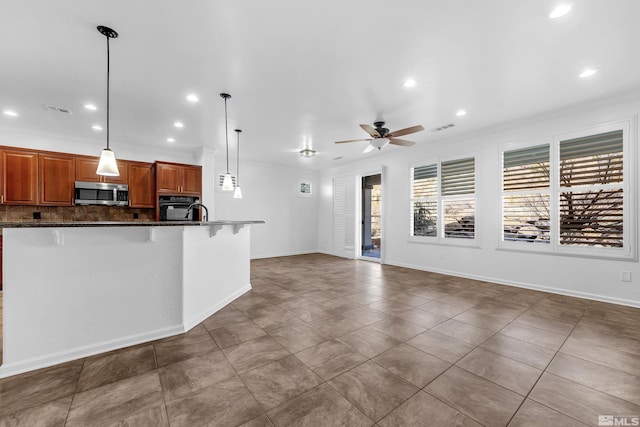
[159, 195, 200, 221]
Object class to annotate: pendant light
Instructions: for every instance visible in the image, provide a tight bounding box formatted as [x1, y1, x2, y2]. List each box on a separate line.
[220, 93, 234, 191]
[96, 25, 120, 176]
[233, 129, 243, 199]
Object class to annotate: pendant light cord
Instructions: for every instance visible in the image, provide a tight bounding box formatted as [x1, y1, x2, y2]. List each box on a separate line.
[224, 97, 229, 174]
[106, 34, 110, 150]
[235, 130, 241, 186]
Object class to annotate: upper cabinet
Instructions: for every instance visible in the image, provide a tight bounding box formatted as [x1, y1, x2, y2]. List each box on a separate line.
[75, 156, 128, 184]
[156, 162, 201, 195]
[39, 153, 75, 206]
[128, 162, 155, 208]
[1, 148, 39, 205]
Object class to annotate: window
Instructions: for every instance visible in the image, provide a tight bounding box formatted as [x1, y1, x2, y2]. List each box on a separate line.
[501, 124, 631, 257]
[411, 156, 476, 240]
[503, 144, 550, 243]
[559, 130, 623, 247]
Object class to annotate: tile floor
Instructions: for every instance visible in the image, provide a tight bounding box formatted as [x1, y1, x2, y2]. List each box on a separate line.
[1, 254, 639, 426]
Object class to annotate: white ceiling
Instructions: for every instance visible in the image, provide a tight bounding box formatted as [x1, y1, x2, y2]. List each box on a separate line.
[2, 1, 640, 170]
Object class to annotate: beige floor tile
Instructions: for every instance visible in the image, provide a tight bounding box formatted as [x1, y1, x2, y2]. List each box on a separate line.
[500, 323, 567, 350]
[153, 324, 219, 367]
[367, 317, 426, 342]
[529, 372, 640, 426]
[373, 343, 451, 388]
[328, 361, 419, 422]
[547, 352, 640, 405]
[425, 366, 524, 426]
[379, 391, 481, 427]
[208, 319, 268, 348]
[240, 355, 323, 409]
[337, 328, 401, 358]
[456, 347, 543, 395]
[432, 319, 494, 345]
[481, 334, 556, 370]
[394, 308, 448, 329]
[508, 399, 588, 427]
[266, 383, 373, 426]
[308, 315, 365, 338]
[158, 350, 236, 402]
[268, 323, 329, 353]
[165, 376, 263, 427]
[295, 340, 367, 381]
[0, 396, 72, 427]
[407, 330, 475, 363]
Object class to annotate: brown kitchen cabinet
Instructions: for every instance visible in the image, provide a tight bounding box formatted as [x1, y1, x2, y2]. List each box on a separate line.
[0, 235, 3, 290]
[1, 148, 39, 205]
[156, 162, 201, 195]
[39, 153, 75, 206]
[75, 156, 128, 184]
[128, 162, 155, 208]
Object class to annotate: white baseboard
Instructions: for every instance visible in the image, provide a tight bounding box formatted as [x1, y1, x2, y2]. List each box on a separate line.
[251, 250, 318, 259]
[0, 324, 184, 379]
[183, 284, 252, 330]
[385, 260, 640, 309]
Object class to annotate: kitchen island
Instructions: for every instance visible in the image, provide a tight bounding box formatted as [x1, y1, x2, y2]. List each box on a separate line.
[0, 220, 263, 378]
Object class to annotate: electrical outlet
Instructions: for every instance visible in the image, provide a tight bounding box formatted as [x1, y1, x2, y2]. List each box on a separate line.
[620, 271, 632, 282]
[133, 212, 139, 219]
[33, 211, 41, 219]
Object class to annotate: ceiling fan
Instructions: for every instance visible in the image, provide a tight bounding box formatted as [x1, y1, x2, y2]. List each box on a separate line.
[335, 121, 425, 153]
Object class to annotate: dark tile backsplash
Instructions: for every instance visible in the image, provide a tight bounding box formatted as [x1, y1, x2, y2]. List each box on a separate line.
[0, 205, 155, 224]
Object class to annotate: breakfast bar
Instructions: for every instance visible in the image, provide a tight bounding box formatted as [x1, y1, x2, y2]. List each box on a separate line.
[0, 220, 263, 378]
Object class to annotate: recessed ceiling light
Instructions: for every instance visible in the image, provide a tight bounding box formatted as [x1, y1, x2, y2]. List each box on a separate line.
[456, 109, 467, 117]
[404, 79, 417, 88]
[550, 4, 571, 19]
[3, 110, 18, 117]
[166, 137, 175, 143]
[186, 94, 199, 102]
[174, 121, 184, 128]
[92, 124, 103, 131]
[299, 148, 316, 157]
[84, 104, 97, 111]
[579, 68, 598, 78]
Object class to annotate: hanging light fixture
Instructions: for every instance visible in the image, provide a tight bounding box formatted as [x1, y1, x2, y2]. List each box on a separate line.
[220, 93, 234, 191]
[234, 129, 243, 199]
[96, 25, 120, 176]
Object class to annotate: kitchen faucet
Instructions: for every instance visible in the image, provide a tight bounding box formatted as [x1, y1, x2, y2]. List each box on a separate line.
[185, 202, 208, 222]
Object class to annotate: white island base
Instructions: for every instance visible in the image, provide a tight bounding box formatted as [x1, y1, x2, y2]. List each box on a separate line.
[0, 222, 261, 378]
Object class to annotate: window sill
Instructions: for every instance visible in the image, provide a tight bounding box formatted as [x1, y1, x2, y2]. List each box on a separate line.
[408, 236, 481, 249]
[495, 244, 637, 262]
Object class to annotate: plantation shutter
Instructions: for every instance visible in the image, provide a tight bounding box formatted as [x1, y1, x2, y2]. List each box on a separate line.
[559, 130, 623, 247]
[411, 164, 438, 237]
[503, 144, 550, 191]
[441, 158, 475, 196]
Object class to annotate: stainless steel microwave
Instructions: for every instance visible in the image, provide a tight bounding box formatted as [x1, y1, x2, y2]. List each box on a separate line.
[74, 181, 129, 206]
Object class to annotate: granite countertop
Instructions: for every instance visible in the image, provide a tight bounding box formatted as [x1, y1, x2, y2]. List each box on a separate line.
[0, 220, 265, 228]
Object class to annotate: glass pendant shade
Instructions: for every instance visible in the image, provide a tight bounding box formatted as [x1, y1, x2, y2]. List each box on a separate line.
[96, 148, 120, 176]
[222, 173, 234, 191]
[233, 186, 243, 199]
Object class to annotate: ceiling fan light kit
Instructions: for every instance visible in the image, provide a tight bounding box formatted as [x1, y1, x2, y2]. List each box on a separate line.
[96, 25, 121, 176]
[335, 121, 424, 153]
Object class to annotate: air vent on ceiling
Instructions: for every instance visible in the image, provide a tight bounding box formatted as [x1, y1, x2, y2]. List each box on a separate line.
[45, 105, 72, 114]
[217, 174, 237, 189]
[430, 123, 455, 132]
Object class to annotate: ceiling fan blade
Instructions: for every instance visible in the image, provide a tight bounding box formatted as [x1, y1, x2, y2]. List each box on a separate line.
[363, 144, 376, 153]
[387, 125, 425, 138]
[389, 138, 416, 147]
[335, 139, 369, 144]
[360, 124, 381, 138]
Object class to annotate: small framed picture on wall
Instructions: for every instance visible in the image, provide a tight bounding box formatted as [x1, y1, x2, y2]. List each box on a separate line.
[298, 179, 312, 197]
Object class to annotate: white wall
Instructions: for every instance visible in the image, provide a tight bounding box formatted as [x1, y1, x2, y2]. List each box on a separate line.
[214, 157, 319, 259]
[318, 93, 640, 308]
